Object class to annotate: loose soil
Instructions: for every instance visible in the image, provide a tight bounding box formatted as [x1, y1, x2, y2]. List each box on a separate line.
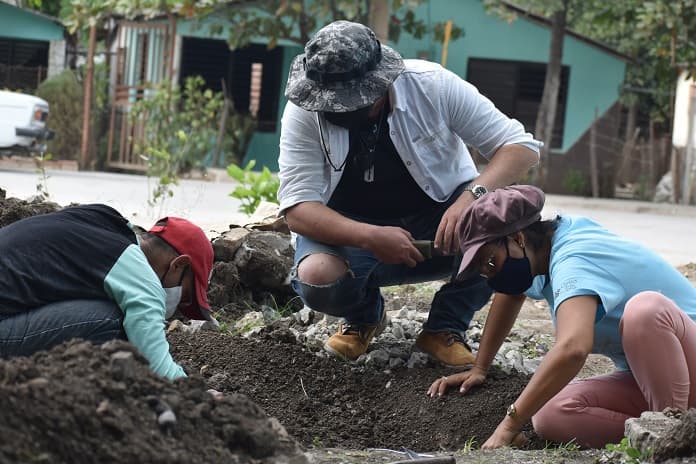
[1, 192, 695, 463]
[168, 327, 535, 452]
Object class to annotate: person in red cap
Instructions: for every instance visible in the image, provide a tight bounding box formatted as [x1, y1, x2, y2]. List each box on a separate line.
[0, 204, 214, 380]
[426, 185, 696, 449]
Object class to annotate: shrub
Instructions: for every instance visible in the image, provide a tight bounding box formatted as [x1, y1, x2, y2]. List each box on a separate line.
[36, 70, 83, 160]
[129, 76, 224, 206]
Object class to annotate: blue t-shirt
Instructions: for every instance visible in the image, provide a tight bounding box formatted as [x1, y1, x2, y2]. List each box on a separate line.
[526, 216, 696, 370]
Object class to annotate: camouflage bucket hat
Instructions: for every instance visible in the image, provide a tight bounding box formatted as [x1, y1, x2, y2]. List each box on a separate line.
[285, 20, 405, 112]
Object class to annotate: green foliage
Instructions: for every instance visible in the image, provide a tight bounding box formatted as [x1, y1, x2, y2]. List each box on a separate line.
[36, 70, 83, 161]
[561, 169, 590, 195]
[129, 75, 223, 207]
[227, 159, 280, 215]
[605, 437, 652, 464]
[218, 111, 257, 168]
[62, 0, 225, 32]
[205, 0, 462, 50]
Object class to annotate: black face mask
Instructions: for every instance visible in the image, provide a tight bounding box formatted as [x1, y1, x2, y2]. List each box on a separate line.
[487, 241, 534, 295]
[323, 106, 374, 130]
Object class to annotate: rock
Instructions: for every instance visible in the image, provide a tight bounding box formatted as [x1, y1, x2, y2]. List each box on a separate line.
[235, 311, 266, 335]
[233, 231, 294, 290]
[188, 320, 220, 333]
[625, 410, 681, 454]
[261, 305, 281, 323]
[110, 351, 138, 379]
[365, 349, 390, 367]
[167, 319, 186, 334]
[502, 350, 526, 374]
[652, 408, 696, 462]
[157, 409, 177, 427]
[293, 307, 314, 326]
[168, 319, 218, 334]
[240, 201, 291, 234]
[407, 352, 429, 369]
[212, 228, 251, 261]
[391, 324, 405, 340]
[26, 377, 49, 388]
[389, 358, 405, 369]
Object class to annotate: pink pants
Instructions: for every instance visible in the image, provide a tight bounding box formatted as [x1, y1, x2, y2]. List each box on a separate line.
[532, 291, 696, 448]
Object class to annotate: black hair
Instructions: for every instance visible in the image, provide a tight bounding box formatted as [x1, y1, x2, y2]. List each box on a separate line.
[521, 215, 561, 250]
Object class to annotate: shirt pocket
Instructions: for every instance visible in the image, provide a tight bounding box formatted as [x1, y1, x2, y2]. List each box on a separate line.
[412, 122, 464, 168]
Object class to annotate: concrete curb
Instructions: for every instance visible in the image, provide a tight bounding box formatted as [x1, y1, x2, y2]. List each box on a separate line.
[544, 194, 696, 218]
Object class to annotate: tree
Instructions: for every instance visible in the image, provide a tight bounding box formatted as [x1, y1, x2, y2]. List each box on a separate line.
[533, 2, 568, 188]
[574, 0, 696, 124]
[205, 0, 462, 51]
[484, 0, 578, 188]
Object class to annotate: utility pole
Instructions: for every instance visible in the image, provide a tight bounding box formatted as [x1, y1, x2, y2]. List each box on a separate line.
[682, 87, 696, 204]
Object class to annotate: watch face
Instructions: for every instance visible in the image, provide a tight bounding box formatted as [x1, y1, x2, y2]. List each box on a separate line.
[472, 185, 487, 199]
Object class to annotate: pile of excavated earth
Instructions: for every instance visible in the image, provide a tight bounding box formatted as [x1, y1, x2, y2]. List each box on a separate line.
[1, 187, 695, 464]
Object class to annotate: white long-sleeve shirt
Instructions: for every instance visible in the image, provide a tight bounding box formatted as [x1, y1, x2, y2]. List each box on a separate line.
[278, 59, 541, 215]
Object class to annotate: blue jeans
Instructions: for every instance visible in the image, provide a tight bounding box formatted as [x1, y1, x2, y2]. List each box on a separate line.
[0, 299, 126, 358]
[291, 187, 493, 338]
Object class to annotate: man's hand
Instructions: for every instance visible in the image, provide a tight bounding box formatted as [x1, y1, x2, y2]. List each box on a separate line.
[434, 192, 474, 255]
[426, 366, 486, 397]
[364, 226, 424, 267]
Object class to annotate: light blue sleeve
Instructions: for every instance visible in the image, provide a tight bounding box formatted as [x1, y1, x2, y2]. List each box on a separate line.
[103, 244, 186, 380]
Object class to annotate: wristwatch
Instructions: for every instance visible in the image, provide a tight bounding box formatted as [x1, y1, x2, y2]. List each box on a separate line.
[466, 183, 488, 200]
[506, 403, 518, 419]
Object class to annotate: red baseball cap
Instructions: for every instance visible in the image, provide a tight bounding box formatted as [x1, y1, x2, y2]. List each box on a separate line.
[149, 217, 214, 320]
[457, 185, 545, 280]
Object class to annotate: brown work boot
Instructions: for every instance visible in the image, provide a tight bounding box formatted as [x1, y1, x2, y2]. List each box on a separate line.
[324, 312, 388, 360]
[415, 330, 476, 368]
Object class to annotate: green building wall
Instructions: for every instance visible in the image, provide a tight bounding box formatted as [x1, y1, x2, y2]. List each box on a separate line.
[395, 0, 626, 153]
[0, 3, 64, 41]
[177, 17, 302, 171]
[177, 0, 626, 169]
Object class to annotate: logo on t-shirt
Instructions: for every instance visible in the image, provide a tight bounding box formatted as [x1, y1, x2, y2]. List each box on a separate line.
[554, 278, 578, 299]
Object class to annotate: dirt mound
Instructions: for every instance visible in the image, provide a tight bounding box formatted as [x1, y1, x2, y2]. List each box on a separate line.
[168, 327, 536, 452]
[0, 339, 306, 464]
[0, 189, 60, 227]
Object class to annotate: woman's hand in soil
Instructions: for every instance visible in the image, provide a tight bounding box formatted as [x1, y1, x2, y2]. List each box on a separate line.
[481, 422, 528, 449]
[427, 367, 485, 397]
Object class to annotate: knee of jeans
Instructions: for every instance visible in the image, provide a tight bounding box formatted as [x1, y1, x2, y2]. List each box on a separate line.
[296, 253, 348, 286]
[292, 271, 355, 316]
[532, 396, 574, 442]
[621, 291, 667, 335]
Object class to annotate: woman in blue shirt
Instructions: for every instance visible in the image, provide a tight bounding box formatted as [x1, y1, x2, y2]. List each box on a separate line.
[427, 185, 696, 449]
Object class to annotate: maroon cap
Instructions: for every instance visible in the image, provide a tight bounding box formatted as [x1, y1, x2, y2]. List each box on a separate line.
[149, 217, 214, 320]
[457, 185, 545, 280]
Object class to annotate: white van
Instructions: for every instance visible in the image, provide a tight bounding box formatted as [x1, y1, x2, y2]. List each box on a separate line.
[0, 90, 54, 153]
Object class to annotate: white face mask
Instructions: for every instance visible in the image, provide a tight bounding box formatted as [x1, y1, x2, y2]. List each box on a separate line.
[164, 286, 182, 319]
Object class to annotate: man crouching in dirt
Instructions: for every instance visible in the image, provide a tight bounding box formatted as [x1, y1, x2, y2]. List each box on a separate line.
[278, 20, 541, 366]
[0, 204, 214, 380]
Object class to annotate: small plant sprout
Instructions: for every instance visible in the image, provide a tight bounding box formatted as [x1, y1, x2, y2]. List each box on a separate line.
[227, 159, 280, 215]
[604, 437, 652, 464]
[34, 151, 52, 198]
[460, 437, 477, 453]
